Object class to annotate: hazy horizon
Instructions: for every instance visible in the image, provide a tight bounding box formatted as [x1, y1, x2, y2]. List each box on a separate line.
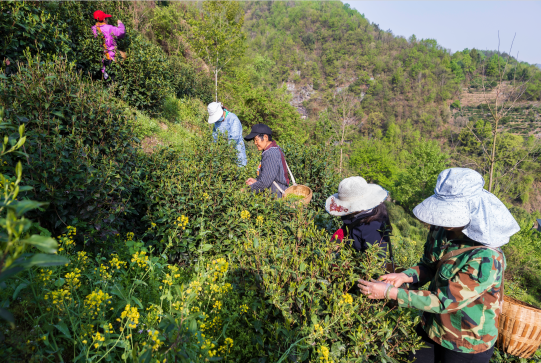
[345, 1, 541, 65]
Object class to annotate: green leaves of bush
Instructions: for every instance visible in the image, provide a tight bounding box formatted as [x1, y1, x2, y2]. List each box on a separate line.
[0, 55, 142, 239]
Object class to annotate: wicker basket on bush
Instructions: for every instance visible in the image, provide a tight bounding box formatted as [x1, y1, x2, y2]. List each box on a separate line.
[497, 295, 541, 358]
[283, 184, 312, 205]
[273, 158, 312, 205]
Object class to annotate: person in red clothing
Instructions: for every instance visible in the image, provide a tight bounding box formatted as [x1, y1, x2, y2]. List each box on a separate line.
[91, 10, 126, 80]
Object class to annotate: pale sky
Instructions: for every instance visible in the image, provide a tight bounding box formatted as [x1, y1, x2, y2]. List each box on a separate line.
[345, 1, 541, 65]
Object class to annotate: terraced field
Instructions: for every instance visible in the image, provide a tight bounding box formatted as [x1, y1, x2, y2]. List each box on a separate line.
[456, 87, 541, 138]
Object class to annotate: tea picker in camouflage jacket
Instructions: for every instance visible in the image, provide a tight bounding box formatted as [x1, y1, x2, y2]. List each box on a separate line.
[358, 168, 520, 363]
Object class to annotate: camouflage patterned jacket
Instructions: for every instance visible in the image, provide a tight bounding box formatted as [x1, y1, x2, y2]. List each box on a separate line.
[397, 226, 505, 353]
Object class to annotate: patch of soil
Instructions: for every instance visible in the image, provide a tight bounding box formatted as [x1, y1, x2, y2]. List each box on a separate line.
[141, 136, 163, 154]
[159, 122, 168, 131]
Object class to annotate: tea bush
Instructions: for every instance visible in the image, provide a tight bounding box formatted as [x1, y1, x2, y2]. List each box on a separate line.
[1, 1, 212, 113]
[385, 202, 428, 270]
[0, 1, 72, 73]
[1, 204, 425, 362]
[104, 34, 174, 112]
[162, 95, 207, 126]
[139, 132, 340, 259]
[0, 55, 144, 240]
[233, 207, 423, 361]
[502, 210, 541, 307]
[0, 108, 69, 325]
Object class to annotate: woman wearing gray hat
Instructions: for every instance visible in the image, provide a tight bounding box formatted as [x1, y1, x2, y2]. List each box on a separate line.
[208, 102, 247, 166]
[358, 168, 520, 363]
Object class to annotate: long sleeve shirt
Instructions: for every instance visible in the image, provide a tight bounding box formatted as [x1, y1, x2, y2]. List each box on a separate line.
[250, 146, 288, 197]
[91, 22, 126, 61]
[212, 111, 247, 167]
[338, 211, 390, 258]
[396, 226, 505, 354]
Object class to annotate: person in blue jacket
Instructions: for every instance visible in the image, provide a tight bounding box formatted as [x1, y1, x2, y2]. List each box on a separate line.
[208, 102, 247, 167]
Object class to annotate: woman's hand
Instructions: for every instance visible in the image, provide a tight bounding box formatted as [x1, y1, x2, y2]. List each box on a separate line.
[358, 279, 391, 300]
[245, 178, 257, 186]
[378, 273, 413, 288]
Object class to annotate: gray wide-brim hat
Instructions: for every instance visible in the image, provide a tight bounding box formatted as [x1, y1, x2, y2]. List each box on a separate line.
[325, 176, 388, 217]
[413, 168, 520, 247]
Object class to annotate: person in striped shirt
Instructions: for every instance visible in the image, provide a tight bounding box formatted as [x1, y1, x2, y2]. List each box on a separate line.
[244, 124, 289, 198]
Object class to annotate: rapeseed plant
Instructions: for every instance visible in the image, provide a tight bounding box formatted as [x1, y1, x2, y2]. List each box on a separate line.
[84, 289, 112, 318]
[121, 304, 140, 329]
[131, 251, 150, 270]
[240, 210, 250, 220]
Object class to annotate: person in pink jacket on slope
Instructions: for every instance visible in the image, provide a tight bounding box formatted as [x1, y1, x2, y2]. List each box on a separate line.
[91, 10, 126, 80]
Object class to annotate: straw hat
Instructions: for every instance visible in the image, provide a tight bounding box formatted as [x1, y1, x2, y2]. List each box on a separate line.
[413, 168, 519, 247]
[207, 102, 224, 124]
[325, 176, 388, 216]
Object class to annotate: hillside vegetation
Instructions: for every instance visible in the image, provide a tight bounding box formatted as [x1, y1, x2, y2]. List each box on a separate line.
[0, 1, 540, 362]
[242, 1, 541, 206]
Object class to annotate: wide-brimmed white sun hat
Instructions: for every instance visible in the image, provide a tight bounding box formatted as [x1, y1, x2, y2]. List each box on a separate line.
[413, 168, 520, 247]
[207, 102, 224, 124]
[325, 176, 388, 217]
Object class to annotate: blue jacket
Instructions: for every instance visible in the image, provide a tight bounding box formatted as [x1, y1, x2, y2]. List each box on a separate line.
[212, 111, 247, 166]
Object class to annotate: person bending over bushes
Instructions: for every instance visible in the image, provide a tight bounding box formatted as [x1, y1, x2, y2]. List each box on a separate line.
[359, 168, 520, 363]
[208, 102, 247, 167]
[244, 124, 289, 198]
[325, 176, 390, 259]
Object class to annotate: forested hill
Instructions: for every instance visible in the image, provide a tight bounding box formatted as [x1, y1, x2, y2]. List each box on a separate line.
[243, 1, 540, 124]
[241, 1, 541, 211]
[244, 1, 460, 122]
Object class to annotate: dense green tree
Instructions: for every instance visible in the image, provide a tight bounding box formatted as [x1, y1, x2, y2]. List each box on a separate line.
[189, 1, 246, 102]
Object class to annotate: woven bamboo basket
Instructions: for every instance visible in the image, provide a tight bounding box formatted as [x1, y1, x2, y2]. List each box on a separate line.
[497, 295, 541, 358]
[283, 185, 312, 205]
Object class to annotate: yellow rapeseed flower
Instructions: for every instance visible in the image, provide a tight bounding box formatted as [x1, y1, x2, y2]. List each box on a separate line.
[84, 290, 112, 318]
[120, 304, 140, 329]
[131, 251, 149, 270]
[340, 293, 353, 305]
[240, 210, 250, 220]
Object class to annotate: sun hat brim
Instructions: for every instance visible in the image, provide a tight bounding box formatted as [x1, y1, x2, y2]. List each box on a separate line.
[208, 104, 224, 124]
[325, 184, 388, 216]
[412, 195, 470, 228]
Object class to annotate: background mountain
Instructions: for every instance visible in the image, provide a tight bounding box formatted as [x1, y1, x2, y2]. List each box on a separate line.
[240, 1, 541, 210]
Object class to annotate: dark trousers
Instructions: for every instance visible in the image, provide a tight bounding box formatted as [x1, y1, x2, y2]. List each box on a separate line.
[409, 325, 494, 363]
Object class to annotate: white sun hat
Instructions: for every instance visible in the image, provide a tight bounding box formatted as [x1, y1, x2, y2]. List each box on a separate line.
[325, 176, 388, 217]
[412, 168, 520, 248]
[207, 102, 224, 124]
